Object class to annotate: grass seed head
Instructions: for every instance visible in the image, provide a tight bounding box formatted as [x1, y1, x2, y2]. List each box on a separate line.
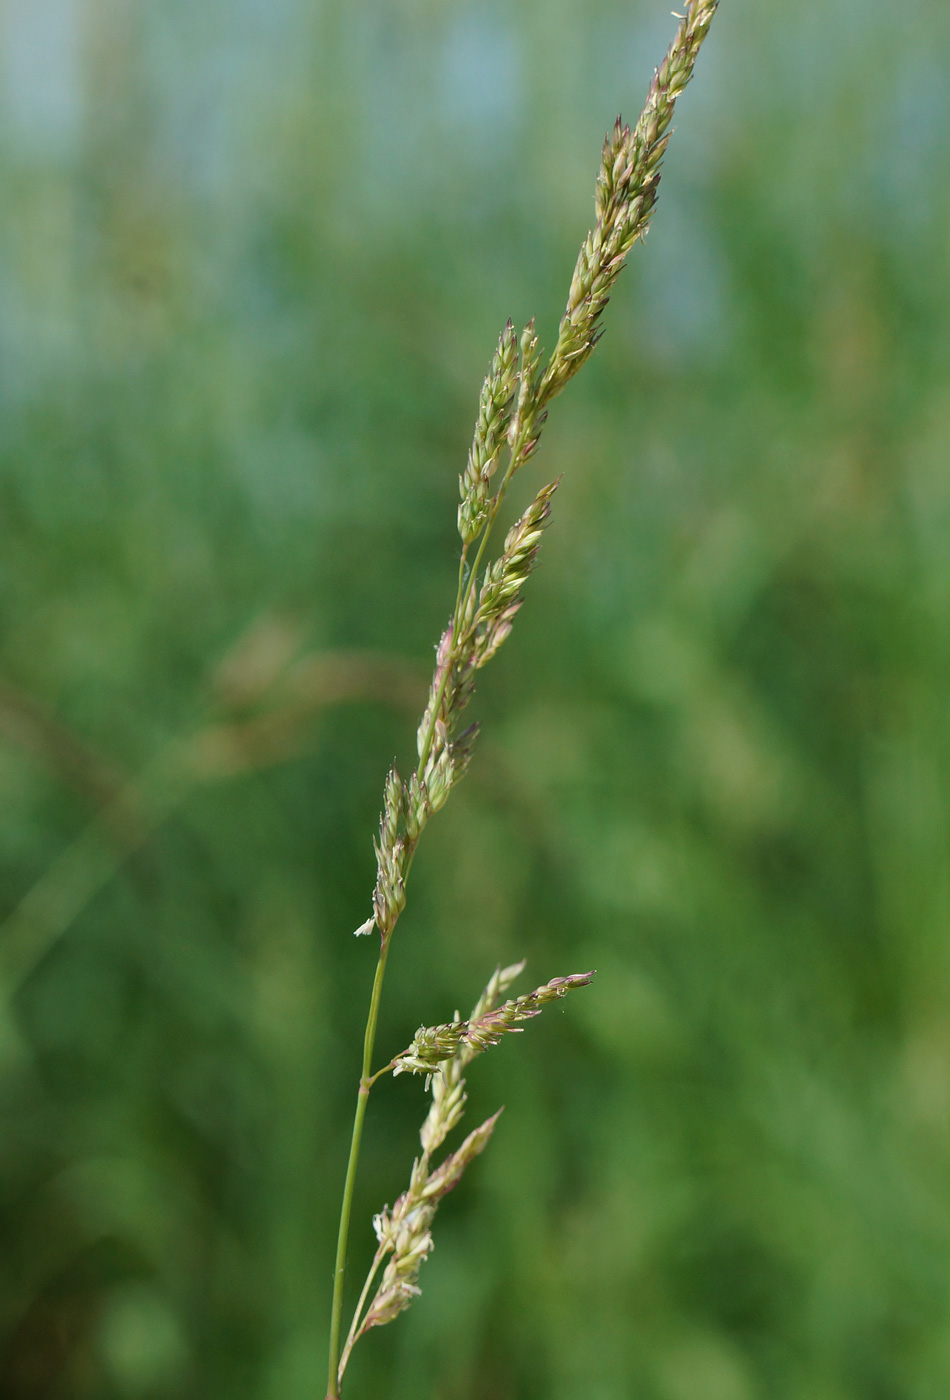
[335, 4, 719, 1388]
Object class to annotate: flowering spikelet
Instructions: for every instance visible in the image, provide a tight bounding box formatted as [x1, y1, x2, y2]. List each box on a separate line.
[507, 319, 546, 470]
[372, 766, 406, 935]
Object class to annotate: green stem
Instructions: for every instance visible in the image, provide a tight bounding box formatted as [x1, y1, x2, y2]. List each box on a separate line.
[326, 937, 391, 1398]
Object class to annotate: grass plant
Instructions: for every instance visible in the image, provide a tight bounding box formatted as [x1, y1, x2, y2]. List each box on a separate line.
[325, 3, 719, 1394]
[5, 2, 946, 1396]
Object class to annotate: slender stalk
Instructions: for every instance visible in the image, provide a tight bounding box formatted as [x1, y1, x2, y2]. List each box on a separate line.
[326, 938, 391, 1399]
[339, 1240, 387, 1380]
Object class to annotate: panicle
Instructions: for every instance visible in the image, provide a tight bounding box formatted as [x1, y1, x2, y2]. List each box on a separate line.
[340, 4, 718, 1385]
[358, 0, 718, 952]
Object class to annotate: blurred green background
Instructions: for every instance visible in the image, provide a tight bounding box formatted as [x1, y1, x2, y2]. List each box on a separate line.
[1, 0, 950, 1396]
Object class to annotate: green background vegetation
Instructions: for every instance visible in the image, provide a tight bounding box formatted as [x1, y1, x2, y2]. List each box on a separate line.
[1, 0, 949, 1396]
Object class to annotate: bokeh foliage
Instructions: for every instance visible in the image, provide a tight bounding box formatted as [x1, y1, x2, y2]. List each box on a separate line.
[1, 0, 950, 1397]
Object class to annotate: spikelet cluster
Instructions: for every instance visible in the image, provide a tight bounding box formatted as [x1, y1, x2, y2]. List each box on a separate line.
[540, 0, 720, 404]
[339, 963, 528, 1381]
[371, 767, 406, 934]
[361, 454, 561, 944]
[420, 960, 525, 1155]
[360, 1113, 501, 1329]
[472, 479, 559, 667]
[392, 970, 595, 1077]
